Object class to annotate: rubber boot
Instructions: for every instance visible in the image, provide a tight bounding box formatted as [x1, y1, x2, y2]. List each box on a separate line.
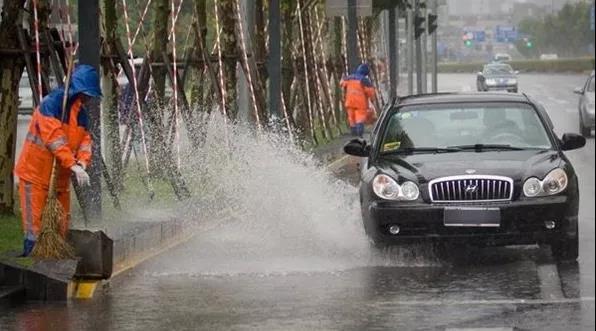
[22, 238, 36, 257]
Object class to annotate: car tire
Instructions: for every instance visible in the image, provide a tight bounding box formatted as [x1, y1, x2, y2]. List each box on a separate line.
[551, 235, 579, 261]
[580, 119, 591, 137]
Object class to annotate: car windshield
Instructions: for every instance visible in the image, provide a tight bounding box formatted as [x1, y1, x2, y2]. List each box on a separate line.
[380, 103, 553, 153]
[484, 64, 513, 75]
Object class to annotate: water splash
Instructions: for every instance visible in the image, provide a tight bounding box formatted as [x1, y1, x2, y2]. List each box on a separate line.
[140, 113, 441, 276]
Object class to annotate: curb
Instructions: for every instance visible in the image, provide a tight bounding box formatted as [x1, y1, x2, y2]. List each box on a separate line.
[1, 137, 356, 302]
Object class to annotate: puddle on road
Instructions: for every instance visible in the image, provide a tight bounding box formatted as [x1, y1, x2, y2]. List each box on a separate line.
[141, 114, 441, 277]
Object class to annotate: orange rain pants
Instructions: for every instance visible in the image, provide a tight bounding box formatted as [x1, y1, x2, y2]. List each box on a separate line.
[18, 180, 71, 241]
[346, 107, 369, 127]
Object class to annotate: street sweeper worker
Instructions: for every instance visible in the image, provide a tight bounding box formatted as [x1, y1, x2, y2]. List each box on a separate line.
[14, 64, 102, 256]
[340, 63, 376, 137]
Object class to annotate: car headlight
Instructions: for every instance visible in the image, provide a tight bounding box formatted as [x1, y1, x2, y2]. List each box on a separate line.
[372, 174, 420, 201]
[523, 168, 568, 197]
[508, 78, 517, 85]
[485, 78, 497, 85]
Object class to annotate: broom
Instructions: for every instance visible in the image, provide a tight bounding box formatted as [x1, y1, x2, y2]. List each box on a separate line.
[30, 55, 77, 259]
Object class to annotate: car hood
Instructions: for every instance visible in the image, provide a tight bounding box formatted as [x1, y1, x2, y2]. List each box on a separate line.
[376, 150, 562, 183]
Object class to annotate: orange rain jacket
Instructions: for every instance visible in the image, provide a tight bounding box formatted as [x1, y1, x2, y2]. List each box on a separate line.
[15, 65, 101, 192]
[340, 64, 376, 111]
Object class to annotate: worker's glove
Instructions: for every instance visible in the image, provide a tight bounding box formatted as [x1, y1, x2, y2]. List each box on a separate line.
[71, 164, 90, 186]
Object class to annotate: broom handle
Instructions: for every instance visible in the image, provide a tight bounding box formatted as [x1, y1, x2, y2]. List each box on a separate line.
[47, 50, 77, 199]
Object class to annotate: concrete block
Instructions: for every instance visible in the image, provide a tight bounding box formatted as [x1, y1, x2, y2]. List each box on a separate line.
[68, 230, 113, 279]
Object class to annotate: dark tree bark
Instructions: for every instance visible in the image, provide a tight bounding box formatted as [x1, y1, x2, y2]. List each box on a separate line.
[0, 0, 26, 214]
[102, 0, 123, 190]
[218, 0, 238, 119]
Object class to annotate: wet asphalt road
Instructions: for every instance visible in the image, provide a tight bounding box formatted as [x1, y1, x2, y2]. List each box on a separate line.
[2, 73, 595, 330]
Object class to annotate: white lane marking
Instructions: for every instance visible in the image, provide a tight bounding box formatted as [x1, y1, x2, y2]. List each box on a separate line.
[537, 264, 565, 300]
[376, 297, 595, 306]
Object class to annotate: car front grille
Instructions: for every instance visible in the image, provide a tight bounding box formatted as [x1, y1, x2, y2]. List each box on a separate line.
[429, 175, 513, 202]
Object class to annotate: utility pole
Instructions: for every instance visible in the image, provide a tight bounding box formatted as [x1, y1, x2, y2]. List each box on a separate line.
[268, 0, 281, 118]
[79, 0, 102, 220]
[420, 1, 427, 94]
[396, 6, 400, 89]
[415, 0, 423, 94]
[388, 6, 397, 98]
[430, 0, 438, 93]
[407, 1, 414, 95]
[347, 0, 359, 72]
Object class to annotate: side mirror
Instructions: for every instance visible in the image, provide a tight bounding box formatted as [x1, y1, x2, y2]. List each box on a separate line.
[344, 139, 370, 157]
[477, 72, 483, 76]
[573, 87, 584, 95]
[561, 133, 586, 151]
[514, 70, 520, 75]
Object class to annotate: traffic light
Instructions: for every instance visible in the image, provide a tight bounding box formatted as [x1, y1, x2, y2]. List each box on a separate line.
[463, 33, 473, 47]
[414, 15, 425, 39]
[427, 14, 438, 35]
[522, 37, 533, 48]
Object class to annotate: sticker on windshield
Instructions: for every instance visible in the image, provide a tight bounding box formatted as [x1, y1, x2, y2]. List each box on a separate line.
[383, 141, 401, 152]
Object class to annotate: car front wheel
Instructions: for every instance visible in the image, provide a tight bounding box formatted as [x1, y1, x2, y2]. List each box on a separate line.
[551, 235, 579, 261]
[580, 117, 591, 137]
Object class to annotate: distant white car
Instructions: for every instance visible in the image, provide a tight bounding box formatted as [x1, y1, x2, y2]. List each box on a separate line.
[574, 71, 595, 137]
[493, 53, 512, 62]
[539, 54, 559, 60]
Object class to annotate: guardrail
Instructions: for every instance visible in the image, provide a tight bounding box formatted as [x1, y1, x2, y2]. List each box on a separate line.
[439, 57, 595, 73]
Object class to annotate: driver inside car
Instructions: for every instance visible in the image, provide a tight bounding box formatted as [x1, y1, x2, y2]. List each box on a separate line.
[482, 109, 523, 141]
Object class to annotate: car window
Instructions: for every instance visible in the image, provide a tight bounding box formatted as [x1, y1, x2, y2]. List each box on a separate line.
[380, 103, 552, 152]
[484, 65, 513, 75]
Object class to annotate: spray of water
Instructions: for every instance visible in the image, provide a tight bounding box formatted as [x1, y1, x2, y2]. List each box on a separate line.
[137, 113, 441, 277]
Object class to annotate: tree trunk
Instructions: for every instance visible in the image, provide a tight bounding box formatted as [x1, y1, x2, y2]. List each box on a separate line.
[252, 0, 267, 125]
[102, 0, 123, 190]
[0, 0, 25, 214]
[146, 0, 170, 176]
[332, 17, 345, 129]
[281, 0, 294, 124]
[150, 0, 170, 102]
[190, 0, 207, 110]
[218, 0, 238, 120]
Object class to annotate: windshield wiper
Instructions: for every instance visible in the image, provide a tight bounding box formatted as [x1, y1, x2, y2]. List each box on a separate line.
[382, 147, 462, 155]
[447, 144, 525, 151]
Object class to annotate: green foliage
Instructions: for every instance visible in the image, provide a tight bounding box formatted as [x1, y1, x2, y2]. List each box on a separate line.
[0, 213, 21, 255]
[516, 1, 595, 58]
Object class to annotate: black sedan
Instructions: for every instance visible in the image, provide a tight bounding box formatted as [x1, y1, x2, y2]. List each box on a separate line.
[477, 63, 519, 93]
[344, 93, 586, 260]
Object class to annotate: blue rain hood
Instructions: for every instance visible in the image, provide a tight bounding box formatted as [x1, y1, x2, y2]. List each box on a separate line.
[69, 64, 102, 98]
[39, 64, 101, 127]
[345, 63, 374, 87]
[355, 63, 370, 76]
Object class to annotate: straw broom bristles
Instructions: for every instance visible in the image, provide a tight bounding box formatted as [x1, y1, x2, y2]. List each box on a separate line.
[30, 189, 75, 259]
[30, 46, 78, 260]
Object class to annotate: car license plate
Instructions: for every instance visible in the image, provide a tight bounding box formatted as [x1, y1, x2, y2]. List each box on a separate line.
[443, 207, 501, 227]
